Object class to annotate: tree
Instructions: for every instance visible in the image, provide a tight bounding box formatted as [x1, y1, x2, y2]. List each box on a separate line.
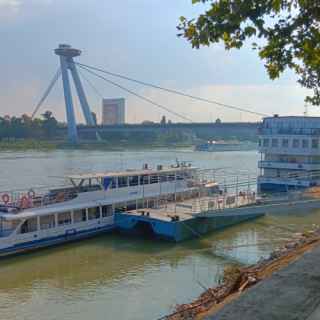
[178, 1, 320, 105]
[41, 110, 58, 138]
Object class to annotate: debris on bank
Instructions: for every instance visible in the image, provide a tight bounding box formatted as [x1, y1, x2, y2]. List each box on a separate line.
[163, 228, 320, 320]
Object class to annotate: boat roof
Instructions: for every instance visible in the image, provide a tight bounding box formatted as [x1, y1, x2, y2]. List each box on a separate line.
[65, 166, 197, 180]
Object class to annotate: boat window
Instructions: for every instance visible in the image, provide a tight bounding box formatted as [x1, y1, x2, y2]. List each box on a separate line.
[115, 203, 127, 213]
[139, 175, 149, 185]
[102, 205, 113, 217]
[110, 177, 117, 189]
[160, 175, 167, 182]
[118, 176, 128, 188]
[20, 217, 37, 234]
[271, 139, 278, 148]
[302, 139, 309, 148]
[88, 207, 100, 220]
[58, 212, 72, 226]
[292, 139, 300, 148]
[168, 174, 176, 181]
[263, 138, 269, 147]
[40, 215, 55, 230]
[74, 209, 87, 223]
[129, 176, 139, 186]
[176, 173, 184, 180]
[150, 175, 159, 184]
[282, 139, 289, 148]
[312, 139, 319, 149]
[0, 219, 21, 237]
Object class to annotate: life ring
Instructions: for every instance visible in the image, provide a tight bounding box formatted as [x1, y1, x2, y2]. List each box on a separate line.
[1, 194, 10, 204]
[27, 189, 36, 199]
[20, 196, 31, 209]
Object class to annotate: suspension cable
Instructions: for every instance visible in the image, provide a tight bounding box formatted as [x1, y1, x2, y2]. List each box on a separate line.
[77, 64, 194, 122]
[31, 68, 61, 119]
[75, 62, 268, 118]
[78, 68, 104, 99]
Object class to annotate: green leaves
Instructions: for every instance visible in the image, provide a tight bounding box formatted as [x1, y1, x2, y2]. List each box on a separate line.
[178, 0, 320, 105]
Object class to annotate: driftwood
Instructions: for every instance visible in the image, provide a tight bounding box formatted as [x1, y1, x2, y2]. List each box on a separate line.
[164, 229, 320, 320]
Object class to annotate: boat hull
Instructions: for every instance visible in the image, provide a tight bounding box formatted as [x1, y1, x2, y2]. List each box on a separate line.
[0, 224, 115, 258]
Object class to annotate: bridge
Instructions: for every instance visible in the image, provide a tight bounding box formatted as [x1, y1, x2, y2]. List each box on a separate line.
[32, 44, 267, 143]
[73, 122, 259, 141]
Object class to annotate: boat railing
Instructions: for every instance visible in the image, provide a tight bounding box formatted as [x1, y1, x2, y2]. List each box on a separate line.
[0, 184, 77, 212]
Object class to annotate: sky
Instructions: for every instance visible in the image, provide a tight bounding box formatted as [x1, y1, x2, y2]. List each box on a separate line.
[0, 0, 317, 124]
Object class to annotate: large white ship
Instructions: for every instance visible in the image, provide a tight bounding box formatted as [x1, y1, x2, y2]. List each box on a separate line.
[0, 163, 217, 257]
[258, 115, 320, 192]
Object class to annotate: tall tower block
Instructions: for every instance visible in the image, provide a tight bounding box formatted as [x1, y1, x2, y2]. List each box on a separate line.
[54, 44, 96, 143]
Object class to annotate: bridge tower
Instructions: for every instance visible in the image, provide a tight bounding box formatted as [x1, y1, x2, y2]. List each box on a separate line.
[54, 44, 96, 143]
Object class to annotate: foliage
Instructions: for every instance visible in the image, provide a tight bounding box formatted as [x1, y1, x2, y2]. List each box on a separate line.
[178, 0, 320, 105]
[0, 111, 59, 140]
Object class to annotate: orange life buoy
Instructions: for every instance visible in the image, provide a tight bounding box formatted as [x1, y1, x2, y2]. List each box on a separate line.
[1, 194, 10, 204]
[20, 196, 31, 209]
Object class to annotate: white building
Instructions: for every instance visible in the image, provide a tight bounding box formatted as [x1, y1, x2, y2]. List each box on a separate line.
[102, 98, 125, 125]
[258, 115, 320, 192]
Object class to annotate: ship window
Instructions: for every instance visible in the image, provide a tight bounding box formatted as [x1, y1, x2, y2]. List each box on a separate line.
[0, 219, 20, 237]
[20, 217, 38, 233]
[140, 175, 149, 185]
[282, 139, 289, 147]
[168, 174, 175, 181]
[312, 139, 319, 149]
[150, 175, 159, 184]
[258, 139, 262, 147]
[102, 205, 113, 217]
[302, 139, 309, 148]
[118, 176, 128, 188]
[88, 207, 100, 220]
[58, 212, 72, 226]
[263, 138, 269, 147]
[74, 209, 87, 222]
[109, 177, 117, 189]
[293, 139, 300, 148]
[160, 175, 167, 182]
[40, 215, 55, 230]
[271, 139, 278, 147]
[129, 176, 139, 186]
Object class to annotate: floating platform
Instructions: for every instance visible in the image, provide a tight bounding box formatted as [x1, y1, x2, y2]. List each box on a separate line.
[114, 197, 265, 242]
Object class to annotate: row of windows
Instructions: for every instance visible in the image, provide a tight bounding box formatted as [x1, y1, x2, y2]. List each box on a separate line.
[260, 138, 319, 149]
[20, 205, 113, 234]
[107, 172, 190, 189]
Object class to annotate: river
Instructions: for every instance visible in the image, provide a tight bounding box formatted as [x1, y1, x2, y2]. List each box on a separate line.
[0, 149, 319, 320]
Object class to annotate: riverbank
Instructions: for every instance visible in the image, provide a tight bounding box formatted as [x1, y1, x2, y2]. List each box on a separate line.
[0, 139, 193, 151]
[164, 228, 320, 320]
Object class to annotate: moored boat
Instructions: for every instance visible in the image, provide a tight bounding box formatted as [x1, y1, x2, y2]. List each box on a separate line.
[0, 162, 217, 257]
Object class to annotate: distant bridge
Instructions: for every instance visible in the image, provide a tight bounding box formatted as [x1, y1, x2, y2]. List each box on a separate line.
[58, 122, 260, 141]
[32, 44, 267, 144]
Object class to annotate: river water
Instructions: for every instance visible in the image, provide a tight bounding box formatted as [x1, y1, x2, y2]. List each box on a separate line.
[0, 149, 320, 320]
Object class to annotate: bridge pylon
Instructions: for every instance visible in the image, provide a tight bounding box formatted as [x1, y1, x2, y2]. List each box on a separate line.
[54, 44, 96, 143]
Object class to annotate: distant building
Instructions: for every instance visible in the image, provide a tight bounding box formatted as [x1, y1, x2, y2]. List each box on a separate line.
[102, 98, 125, 125]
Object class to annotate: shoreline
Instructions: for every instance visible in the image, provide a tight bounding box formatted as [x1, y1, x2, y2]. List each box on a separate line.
[164, 228, 320, 320]
[0, 140, 194, 151]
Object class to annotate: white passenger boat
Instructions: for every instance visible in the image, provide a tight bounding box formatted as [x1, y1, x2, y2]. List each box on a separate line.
[0, 163, 217, 257]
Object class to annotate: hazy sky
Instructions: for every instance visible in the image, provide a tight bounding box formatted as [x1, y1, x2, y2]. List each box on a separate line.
[0, 0, 316, 123]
